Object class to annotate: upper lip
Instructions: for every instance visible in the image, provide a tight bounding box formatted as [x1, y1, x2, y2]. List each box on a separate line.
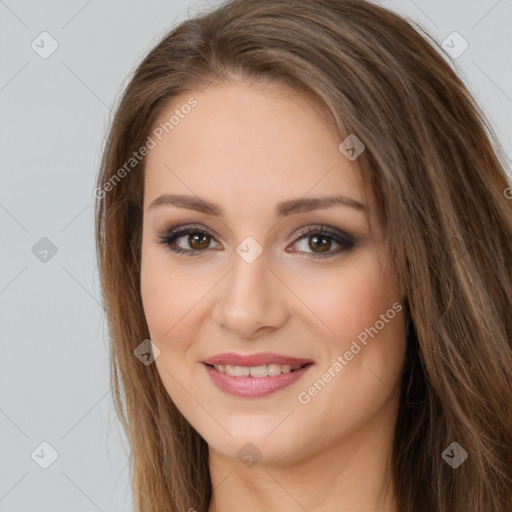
[202, 352, 313, 367]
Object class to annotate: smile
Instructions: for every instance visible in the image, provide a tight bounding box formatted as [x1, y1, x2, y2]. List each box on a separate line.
[202, 353, 314, 398]
[212, 363, 305, 377]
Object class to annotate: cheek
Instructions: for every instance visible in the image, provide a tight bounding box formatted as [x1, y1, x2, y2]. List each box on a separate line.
[140, 252, 203, 413]
[291, 249, 400, 346]
[289, 250, 406, 427]
[140, 244, 192, 356]
[140, 239, 220, 375]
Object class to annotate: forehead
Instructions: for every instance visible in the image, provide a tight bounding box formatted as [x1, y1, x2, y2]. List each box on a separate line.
[143, 82, 366, 214]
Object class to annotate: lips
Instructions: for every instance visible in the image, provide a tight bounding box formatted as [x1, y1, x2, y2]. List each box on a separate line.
[202, 352, 314, 398]
[202, 352, 313, 367]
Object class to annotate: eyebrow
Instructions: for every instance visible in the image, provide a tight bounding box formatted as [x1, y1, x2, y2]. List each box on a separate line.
[148, 193, 365, 217]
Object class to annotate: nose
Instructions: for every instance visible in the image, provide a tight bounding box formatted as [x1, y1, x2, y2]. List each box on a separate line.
[212, 246, 289, 340]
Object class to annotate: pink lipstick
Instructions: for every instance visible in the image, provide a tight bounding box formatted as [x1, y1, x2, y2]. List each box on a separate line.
[202, 352, 314, 398]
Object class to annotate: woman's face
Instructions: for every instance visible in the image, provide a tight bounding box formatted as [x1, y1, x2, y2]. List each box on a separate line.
[140, 81, 407, 465]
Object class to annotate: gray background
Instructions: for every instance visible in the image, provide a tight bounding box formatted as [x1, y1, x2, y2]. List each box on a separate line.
[1, 1, 511, 511]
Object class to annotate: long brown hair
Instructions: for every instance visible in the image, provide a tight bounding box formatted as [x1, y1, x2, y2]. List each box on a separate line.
[95, 1, 512, 510]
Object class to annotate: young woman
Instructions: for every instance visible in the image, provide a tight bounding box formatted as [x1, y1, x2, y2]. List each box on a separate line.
[95, 1, 512, 511]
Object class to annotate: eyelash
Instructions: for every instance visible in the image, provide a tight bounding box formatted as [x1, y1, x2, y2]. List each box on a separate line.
[157, 223, 356, 260]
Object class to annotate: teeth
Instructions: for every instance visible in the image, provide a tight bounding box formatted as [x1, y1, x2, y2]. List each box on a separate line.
[213, 363, 303, 377]
[250, 365, 268, 377]
[269, 363, 286, 376]
[234, 365, 250, 377]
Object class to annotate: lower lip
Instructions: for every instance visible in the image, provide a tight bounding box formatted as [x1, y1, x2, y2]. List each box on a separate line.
[203, 363, 313, 398]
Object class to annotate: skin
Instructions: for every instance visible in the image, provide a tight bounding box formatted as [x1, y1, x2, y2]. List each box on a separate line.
[140, 80, 407, 512]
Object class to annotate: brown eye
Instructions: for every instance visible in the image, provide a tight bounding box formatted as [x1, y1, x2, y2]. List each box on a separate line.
[288, 225, 355, 259]
[187, 232, 211, 250]
[158, 225, 219, 256]
[158, 224, 355, 259]
[308, 234, 332, 253]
